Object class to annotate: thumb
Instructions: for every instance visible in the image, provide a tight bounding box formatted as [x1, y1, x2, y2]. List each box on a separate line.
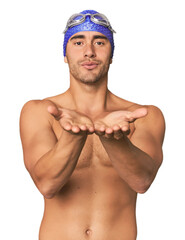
[47, 104, 62, 121]
[127, 107, 148, 122]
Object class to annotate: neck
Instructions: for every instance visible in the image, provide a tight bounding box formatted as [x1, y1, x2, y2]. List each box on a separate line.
[67, 75, 111, 118]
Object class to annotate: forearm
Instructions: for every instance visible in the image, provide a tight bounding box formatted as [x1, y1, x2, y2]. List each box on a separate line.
[32, 131, 87, 198]
[99, 135, 158, 193]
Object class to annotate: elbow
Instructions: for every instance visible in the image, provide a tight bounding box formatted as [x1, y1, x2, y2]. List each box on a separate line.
[133, 178, 153, 194]
[136, 184, 150, 194]
[32, 168, 59, 199]
[43, 193, 55, 199]
[135, 168, 158, 194]
[36, 178, 67, 199]
[34, 176, 60, 199]
[38, 183, 57, 199]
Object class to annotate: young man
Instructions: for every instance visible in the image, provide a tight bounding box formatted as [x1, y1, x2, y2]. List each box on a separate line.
[20, 10, 165, 240]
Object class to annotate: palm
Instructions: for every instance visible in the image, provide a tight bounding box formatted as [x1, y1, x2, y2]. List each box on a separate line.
[95, 111, 129, 127]
[94, 108, 147, 138]
[94, 111, 131, 134]
[59, 109, 94, 132]
[48, 105, 94, 134]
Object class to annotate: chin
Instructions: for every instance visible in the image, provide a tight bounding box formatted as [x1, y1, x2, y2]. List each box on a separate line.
[78, 73, 101, 84]
[79, 78, 100, 84]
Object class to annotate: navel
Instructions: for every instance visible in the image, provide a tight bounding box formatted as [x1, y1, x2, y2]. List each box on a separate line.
[85, 228, 92, 236]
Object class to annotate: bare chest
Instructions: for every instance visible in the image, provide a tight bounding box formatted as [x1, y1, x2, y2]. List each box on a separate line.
[52, 120, 135, 169]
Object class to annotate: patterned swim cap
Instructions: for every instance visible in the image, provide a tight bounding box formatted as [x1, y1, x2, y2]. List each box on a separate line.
[63, 10, 115, 58]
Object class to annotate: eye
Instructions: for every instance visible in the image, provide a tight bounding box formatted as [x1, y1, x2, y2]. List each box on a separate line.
[74, 41, 83, 46]
[95, 41, 104, 46]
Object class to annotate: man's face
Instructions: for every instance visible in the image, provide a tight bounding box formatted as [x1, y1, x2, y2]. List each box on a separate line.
[64, 31, 112, 84]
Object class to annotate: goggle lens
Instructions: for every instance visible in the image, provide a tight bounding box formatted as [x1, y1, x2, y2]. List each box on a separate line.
[72, 15, 84, 21]
[94, 14, 107, 22]
[64, 13, 116, 33]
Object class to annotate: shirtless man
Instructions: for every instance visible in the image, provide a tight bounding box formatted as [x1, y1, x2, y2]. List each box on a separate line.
[20, 10, 165, 240]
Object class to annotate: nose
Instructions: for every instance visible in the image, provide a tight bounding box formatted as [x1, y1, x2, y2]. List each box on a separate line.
[84, 43, 96, 58]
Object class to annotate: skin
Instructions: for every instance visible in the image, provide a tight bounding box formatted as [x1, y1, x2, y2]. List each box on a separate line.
[20, 31, 165, 240]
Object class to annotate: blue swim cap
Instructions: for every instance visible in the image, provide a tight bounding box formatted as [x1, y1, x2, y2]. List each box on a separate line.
[63, 10, 115, 58]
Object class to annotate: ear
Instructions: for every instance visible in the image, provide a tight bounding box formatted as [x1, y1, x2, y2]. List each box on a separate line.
[109, 58, 113, 64]
[64, 56, 68, 63]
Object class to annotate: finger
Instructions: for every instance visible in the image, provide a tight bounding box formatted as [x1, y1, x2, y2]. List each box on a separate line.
[79, 125, 87, 131]
[95, 129, 105, 136]
[105, 127, 113, 134]
[112, 125, 121, 131]
[121, 125, 130, 132]
[63, 122, 72, 131]
[88, 126, 95, 133]
[113, 129, 124, 140]
[120, 124, 130, 135]
[71, 125, 81, 133]
[104, 132, 114, 139]
[127, 107, 148, 122]
[95, 130, 105, 136]
[94, 123, 105, 135]
[86, 123, 95, 133]
[47, 105, 62, 120]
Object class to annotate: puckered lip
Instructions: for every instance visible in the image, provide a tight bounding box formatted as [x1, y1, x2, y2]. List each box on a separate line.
[81, 61, 99, 66]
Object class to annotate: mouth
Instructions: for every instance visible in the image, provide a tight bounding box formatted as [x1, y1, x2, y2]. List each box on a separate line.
[81, 61, 99, 70]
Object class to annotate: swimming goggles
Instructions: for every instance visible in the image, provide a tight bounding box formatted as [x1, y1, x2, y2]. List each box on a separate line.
[63, 13, 116, 34]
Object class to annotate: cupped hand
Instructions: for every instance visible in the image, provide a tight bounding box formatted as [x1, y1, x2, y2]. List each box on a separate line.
[47, 104, 94, 135]
[94, 108, 148, 139]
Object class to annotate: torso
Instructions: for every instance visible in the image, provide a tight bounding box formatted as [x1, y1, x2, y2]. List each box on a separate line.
[39, 91, 142, 240]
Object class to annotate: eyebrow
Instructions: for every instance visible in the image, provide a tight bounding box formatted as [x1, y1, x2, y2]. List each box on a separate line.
[70, 35, 108, 41]
[94, 35, 108, 40]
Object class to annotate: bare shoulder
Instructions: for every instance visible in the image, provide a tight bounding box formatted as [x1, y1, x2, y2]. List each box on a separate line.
[20, 99, 55, 117]
[19, 99, 57, 131]
[21, 98, 54, 111]
[146, 105, 165, 118]
[136, 105, 165, 125]
[134, 105, 165, 144]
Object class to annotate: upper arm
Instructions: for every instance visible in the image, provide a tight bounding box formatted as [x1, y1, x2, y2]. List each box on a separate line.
[130, 105, 165, 166]
[19, 100, 58, 175]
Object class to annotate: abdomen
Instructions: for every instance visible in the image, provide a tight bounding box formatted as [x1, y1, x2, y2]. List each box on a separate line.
[39, 166, 137, 240]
